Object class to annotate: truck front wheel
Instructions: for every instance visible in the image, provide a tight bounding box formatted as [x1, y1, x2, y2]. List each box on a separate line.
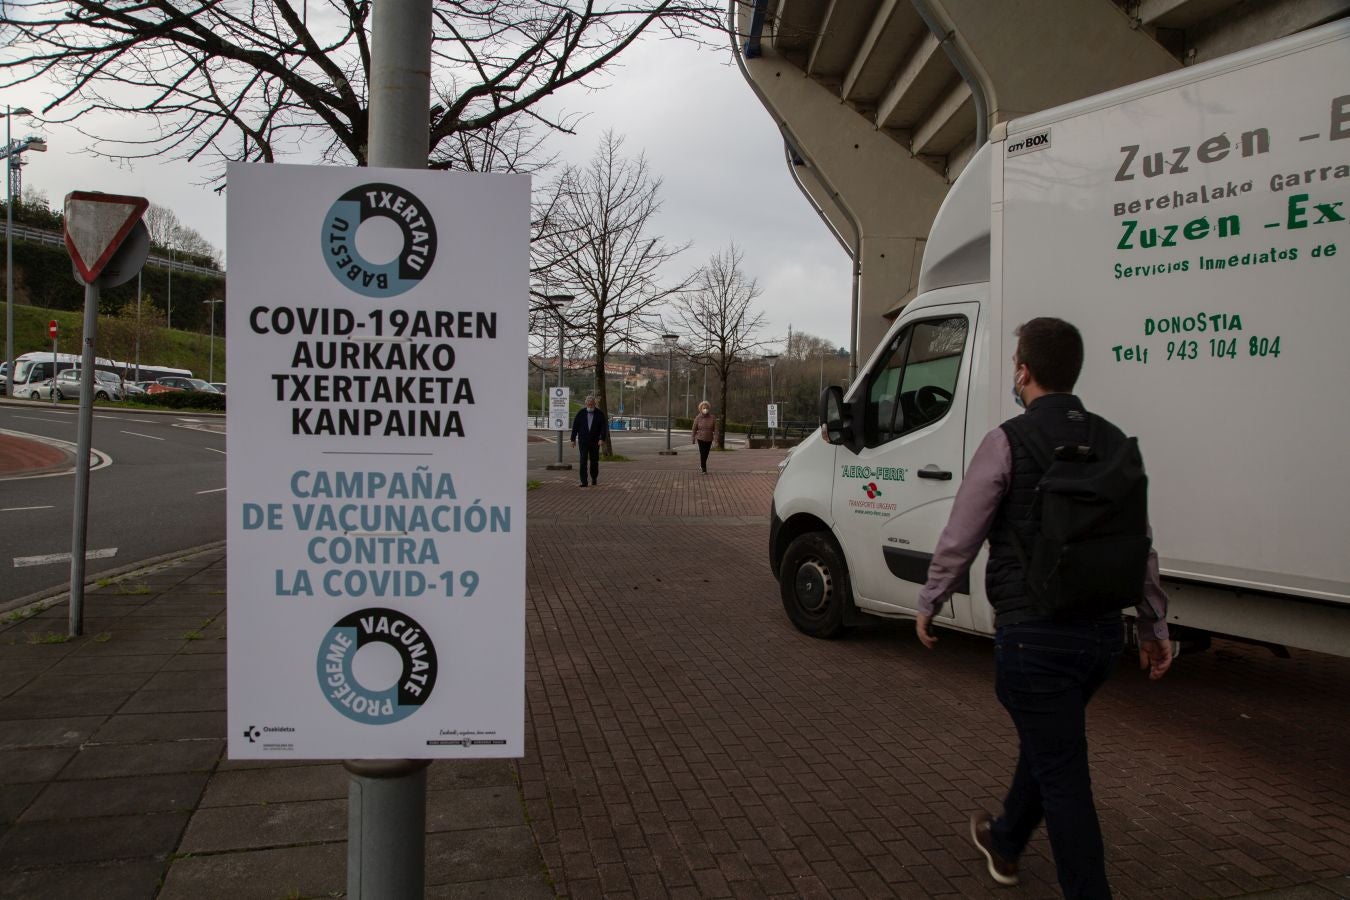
[779, 532, 851, 638]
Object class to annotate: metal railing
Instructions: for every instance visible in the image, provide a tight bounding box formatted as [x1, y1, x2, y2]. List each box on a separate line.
[0, 221, 223, 277]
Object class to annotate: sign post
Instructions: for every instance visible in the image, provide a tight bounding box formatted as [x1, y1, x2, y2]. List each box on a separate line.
[547, 386, 572, 469]
[48, 320, 57, 406]
[63, 192, 149, 637]
[767, 402, 779, 448]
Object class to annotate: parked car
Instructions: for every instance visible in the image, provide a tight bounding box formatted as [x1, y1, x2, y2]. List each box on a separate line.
[146, 377, 222, 395]
[54, 369, 126, 401]
[210, 383, 227, 394]
[122, 381, 147, 397]
[22, 378, 60, 401]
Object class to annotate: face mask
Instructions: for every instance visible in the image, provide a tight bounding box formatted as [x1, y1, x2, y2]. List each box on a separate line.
[1011, 371, 1025, 408]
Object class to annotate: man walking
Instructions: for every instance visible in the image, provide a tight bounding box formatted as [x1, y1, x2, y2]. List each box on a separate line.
[570, 394, 608, 487]
[915, 317, 1173, 899]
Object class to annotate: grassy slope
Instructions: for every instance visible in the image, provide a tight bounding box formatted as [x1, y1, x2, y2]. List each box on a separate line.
[8, 304, 226, 382]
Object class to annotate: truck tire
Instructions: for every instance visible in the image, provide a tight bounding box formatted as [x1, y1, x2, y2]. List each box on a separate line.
[779, 531, 851, 638]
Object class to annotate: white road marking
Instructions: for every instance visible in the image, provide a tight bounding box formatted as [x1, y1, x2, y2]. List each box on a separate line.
[205, 447, 226, 455]
[196, 487, 226, 494]
[121, 430, 165, 441]
[11, 415, 68, 423]
[14, 547, 118, 568]
[1, 505, 55, 512]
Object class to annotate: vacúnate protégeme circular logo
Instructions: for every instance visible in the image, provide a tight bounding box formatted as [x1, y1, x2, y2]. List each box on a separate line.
[321, 182, 438, 297]
[317, 608, 438, 724]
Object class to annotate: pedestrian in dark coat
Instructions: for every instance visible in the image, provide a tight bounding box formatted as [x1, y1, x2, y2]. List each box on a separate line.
[570, 395, 609, 487]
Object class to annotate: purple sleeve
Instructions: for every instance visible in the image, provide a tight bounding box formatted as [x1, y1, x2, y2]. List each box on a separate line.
[1134, 542, 1170, 642]
[918, 429, 1011, 617]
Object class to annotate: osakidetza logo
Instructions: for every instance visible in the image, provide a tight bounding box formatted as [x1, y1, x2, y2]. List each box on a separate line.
[320, 182, 438, 297]
[317, 607, 438, 724]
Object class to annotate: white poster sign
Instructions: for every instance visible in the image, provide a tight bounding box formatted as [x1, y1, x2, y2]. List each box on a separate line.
[226, 164, 528, 759]
[767, 403, 779, 429]
[548, 386, 570, 431]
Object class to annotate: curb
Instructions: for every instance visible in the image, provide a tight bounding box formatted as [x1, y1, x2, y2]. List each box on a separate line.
[0, 540, 227, 617]
[0, 397, 225, 418]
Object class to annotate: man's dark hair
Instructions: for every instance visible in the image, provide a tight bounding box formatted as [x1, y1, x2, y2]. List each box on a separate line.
[1015, 317, 1083, 392]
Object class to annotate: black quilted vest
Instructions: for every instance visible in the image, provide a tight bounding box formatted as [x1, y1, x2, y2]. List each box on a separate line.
[986, 393, 1126, 627]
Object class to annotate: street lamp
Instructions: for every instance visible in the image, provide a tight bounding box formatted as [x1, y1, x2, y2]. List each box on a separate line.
[660, 333, 679, 455]
[543, 294, 574, 470]
[165, 236, 175, 329]
[4, 105, 45, 399]
[764, 352, 780, 449]
[203, 298, 224, 383]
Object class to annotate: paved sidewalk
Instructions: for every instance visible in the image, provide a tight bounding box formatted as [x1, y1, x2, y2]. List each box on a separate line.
[1, 444, 1347, 898]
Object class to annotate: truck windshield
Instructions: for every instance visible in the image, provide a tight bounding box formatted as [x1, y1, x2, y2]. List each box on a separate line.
[13, 360, 36, 382]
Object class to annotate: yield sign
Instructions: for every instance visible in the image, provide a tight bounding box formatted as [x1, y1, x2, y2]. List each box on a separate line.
[64, 191, 150, 284]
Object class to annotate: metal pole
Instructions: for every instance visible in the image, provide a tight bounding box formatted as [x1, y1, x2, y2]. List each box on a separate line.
[343, 2, 434, 897]
[204, 298, 220, 382]
[556, 313, 565, 464]
[134, 271, 141, 381]
[68, 280, 100, 637]
[207, 303, 215, 382]
[347, 759, 430, 899]
[665, 347, 673, 451]
[4, 106, 13, 400]
[50, 335, 56, 406]
[769, 362, 776, 450]
[166, 245, 172, 329]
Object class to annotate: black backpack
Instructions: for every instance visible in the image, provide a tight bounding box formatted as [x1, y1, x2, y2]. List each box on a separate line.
[1001, 414, 1152, 620]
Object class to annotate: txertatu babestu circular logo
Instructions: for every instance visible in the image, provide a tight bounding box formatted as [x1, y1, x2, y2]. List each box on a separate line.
[320, 182, 438, 297]
[317, 608, 439, 724]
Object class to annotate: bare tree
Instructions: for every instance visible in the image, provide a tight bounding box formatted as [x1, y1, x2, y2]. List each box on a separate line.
[671, 242, 766, 449]
[533, 130, 692, 455]
[1, 1, 720, 181]
[98, 300, 167, 382]
[142, 204, 182, 251]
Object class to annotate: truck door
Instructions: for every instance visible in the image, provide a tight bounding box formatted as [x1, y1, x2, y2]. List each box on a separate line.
[832, 304, 976, 621]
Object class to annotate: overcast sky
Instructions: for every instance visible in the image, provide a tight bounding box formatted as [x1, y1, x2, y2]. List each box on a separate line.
[15, 31, 853, 350]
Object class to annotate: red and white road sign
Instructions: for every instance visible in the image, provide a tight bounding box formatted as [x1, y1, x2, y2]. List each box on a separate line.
[47, 320, 58, 339]
[63, 192, 149, 284]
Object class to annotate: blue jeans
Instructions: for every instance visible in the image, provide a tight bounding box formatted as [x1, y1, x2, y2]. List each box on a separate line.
[991, 619, 1124, 900]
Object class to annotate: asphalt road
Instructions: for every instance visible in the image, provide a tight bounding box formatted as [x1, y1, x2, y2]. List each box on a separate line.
[0, 403, 226, 606]
[0, 412, 707, 607]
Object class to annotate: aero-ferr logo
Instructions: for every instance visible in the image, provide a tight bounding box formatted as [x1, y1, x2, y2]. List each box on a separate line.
[321, 183, 438, 298]
[862, 483, 883, 500]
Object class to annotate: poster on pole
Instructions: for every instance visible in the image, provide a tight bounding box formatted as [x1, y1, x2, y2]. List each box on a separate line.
[767, 403, 779, 429]
[548, 386, 570, 431]
[226, 163, 528, 759]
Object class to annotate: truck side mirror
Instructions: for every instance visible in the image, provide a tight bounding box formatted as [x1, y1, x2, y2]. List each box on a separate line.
[819, 385, 855, 449]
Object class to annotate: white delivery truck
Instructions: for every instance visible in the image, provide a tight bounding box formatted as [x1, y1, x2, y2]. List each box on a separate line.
[769, 21, 1350, 657]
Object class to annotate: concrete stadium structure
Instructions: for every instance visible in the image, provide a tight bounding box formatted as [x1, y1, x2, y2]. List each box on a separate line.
[731, 0, 1350, 368]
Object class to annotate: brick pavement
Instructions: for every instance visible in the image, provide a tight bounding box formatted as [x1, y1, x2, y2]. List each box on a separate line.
[522, 448, 1350, 899]
[0, 440, 1346, 898]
